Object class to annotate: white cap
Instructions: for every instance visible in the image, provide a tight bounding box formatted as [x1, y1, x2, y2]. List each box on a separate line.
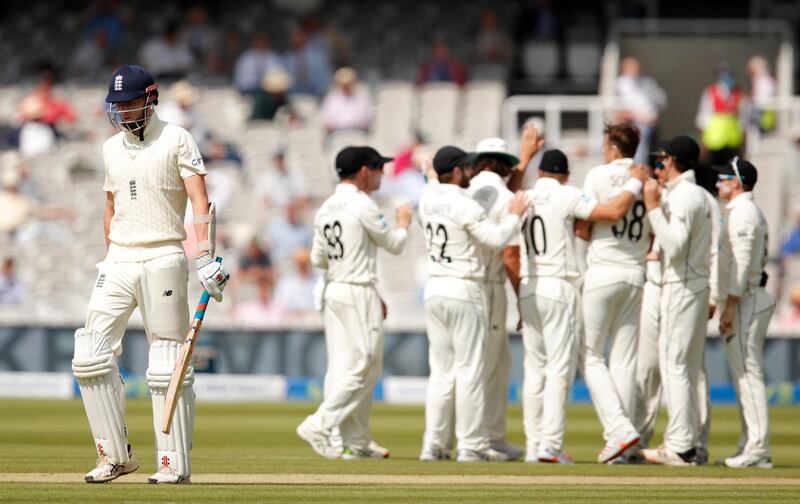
[474, 137, 520, 166]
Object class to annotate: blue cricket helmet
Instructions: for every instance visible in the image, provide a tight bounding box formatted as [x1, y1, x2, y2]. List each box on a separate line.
[105, 65, 159, 103]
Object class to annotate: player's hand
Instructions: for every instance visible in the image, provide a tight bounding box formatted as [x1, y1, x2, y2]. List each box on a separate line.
[380, 297, 388, 320]
[643, 179, 661, 210]
[719, 304, 736, 337]
[629, 164, 649, 183]
[395, 203, 413, 229]
[519, 123, 544, 165]
[421, 155, 438, 182]
[708, 304, 716, 320]
[507, 191, 529, 216]
[196, 255, 230, 302]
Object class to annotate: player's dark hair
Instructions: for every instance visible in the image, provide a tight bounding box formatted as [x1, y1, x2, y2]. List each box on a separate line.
[473, 156, 511, 176]
[605, 123, 640, 159]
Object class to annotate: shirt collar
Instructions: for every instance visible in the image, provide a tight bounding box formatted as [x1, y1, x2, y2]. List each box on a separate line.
[335, 183, 361, 194]
[472, 170, 505, 186]
[610, 157, 634, 168]
[534, 177, 561, 189]
[665, 169, 696, 190]
[123, 112, 163, 146]
[437, 182, 465, 194]
[726, 191, 754, 210]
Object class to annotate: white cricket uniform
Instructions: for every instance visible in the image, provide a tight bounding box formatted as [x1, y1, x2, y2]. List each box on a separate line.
[418, 181, 520, 453]
[72, 113, 206, 476]
[467, 170, 515, 444]
[635, 192, 729, 450]
[519, 177, 597, 453]
[722, 191, 775, 459]
[581, 158, 651, 440]
[646, 169, 711, 454]
[306, 183, 408, 450]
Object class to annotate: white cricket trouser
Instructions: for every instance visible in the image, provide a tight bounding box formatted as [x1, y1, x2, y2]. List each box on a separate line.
[724, 288, 775, 459]
[581, 265, 643, 440]
[78, 253, 192, 471]
[87, 253, 190, 350]
[308, 282, 383, 450]
[520, 277, 580, 452]
[484, 281, 512, 443]
[634, 279, 662, 448]
[635, 279, 712, 451]
[659, 277, 709, 454]
[423, 277, 489, 452]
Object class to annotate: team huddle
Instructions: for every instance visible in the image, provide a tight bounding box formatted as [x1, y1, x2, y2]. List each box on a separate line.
[73, 65, 773, 485]
[299, 123, 775, 469]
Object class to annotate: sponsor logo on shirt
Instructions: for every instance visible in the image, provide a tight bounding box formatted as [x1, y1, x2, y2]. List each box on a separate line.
[191, 157, 204, 167]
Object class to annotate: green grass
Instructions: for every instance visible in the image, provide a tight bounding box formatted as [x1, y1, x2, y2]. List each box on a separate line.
[0, 400, 798, 502]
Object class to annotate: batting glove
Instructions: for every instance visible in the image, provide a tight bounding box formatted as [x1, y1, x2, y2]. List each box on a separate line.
[196, 254, 230, 302]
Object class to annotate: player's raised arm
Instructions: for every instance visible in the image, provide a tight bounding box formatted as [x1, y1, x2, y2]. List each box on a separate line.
[465, 192, 526, 248]
[360, 200, 411, 255]
[585, 164, 648, 223]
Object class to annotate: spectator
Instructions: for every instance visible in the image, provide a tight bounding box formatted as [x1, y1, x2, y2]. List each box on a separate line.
[274, 248, 318, 316]
[184, 6, 218, 64]
[696, 62, 745, 166]
[257, 150, 307, 208]
[0, 258, 23, 305]
[515, 0, 562, 43]
[207, 27, 243, 77]
[0, 169, 36, 239]
[378, 134, 427, 206]
[747, 55, 777, 133]
[21, 64, 75, 130]
[81, 0, 124, 50]
[158, 80, 205, 141]
[251, 69, 292, 121]
[283, 27, 332, 96]
[417, 41, 467, 87]
[139, 21, 194, 81]
[781, 211, 800, 258]
[233, 32, 285, 95]
[475, 10, 511, 65]
[263, 200, 312, 262]
[615, 56, 667, 164]
[238, 237, 273, 284]
[71, 28, 113, 81]
[233, 279, 285, 328]
[320, 67, 372, 132]
[18, 96, 57, 158]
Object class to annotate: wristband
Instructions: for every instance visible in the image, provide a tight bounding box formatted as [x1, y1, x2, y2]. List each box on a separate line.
[622, 178, 643, 196]
[196, 254, 213, 269]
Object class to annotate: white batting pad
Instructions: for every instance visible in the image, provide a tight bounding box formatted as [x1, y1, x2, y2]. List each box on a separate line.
[72, 328, 129, 464]
[146, 339, 195, 476]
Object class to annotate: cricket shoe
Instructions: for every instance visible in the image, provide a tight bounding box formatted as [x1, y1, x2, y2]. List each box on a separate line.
[419, 445, 451, 461]
[607, 446, 645, 465]
[84, 445, 139, 483]
[723, 453, 773, 469]
[296, 418, 341, 459]
[693, 447, 709, 466]
[597, 428, 641, 463]
[456, 448, 509, 463]
[148, 466, 191, 484]
[524, 444, 539, 463]
[491, 440, 523, 461]
[641, 446, 695, 466]
[342, 445, 390, 460]
[368, 440, 390, 458]
[537, 444, 574, 464]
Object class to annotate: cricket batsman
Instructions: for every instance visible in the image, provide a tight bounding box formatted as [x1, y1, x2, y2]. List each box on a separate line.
[72, 65, 229, 484]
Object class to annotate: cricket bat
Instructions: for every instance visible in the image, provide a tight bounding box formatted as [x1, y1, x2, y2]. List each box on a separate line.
[161, 257, 221, 434]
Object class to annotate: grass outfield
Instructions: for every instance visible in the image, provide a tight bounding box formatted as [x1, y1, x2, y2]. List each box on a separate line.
[0, 400, 798, 502]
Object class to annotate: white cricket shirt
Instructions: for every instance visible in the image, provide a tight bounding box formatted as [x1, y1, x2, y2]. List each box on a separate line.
[468, 170, 517, 284]
[310, 183, 408, 284]
[103, 113, 206, 262]
[520, 177, 597, 280]
[583, 158, 651, 270]
[725, 192, 768, 297]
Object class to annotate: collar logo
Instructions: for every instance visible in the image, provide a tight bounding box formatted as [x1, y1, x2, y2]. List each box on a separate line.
[114, 74, 123, 91]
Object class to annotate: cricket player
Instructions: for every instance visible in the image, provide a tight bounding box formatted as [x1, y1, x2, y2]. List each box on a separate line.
[715, 157, 775, 468]
[466, 127, 542, 460]
[297, 146, 412, 460]
[517, 149, 647, 464]
[641, 136, 712, 466]
[72, 65, 229, 484]
[418, 146, 526, 463]
[579, 123, 649, 463]
[632, 159, 729, 465]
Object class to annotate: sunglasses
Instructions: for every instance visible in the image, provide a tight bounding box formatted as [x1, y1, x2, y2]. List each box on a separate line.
[717, 174, 736, 181]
